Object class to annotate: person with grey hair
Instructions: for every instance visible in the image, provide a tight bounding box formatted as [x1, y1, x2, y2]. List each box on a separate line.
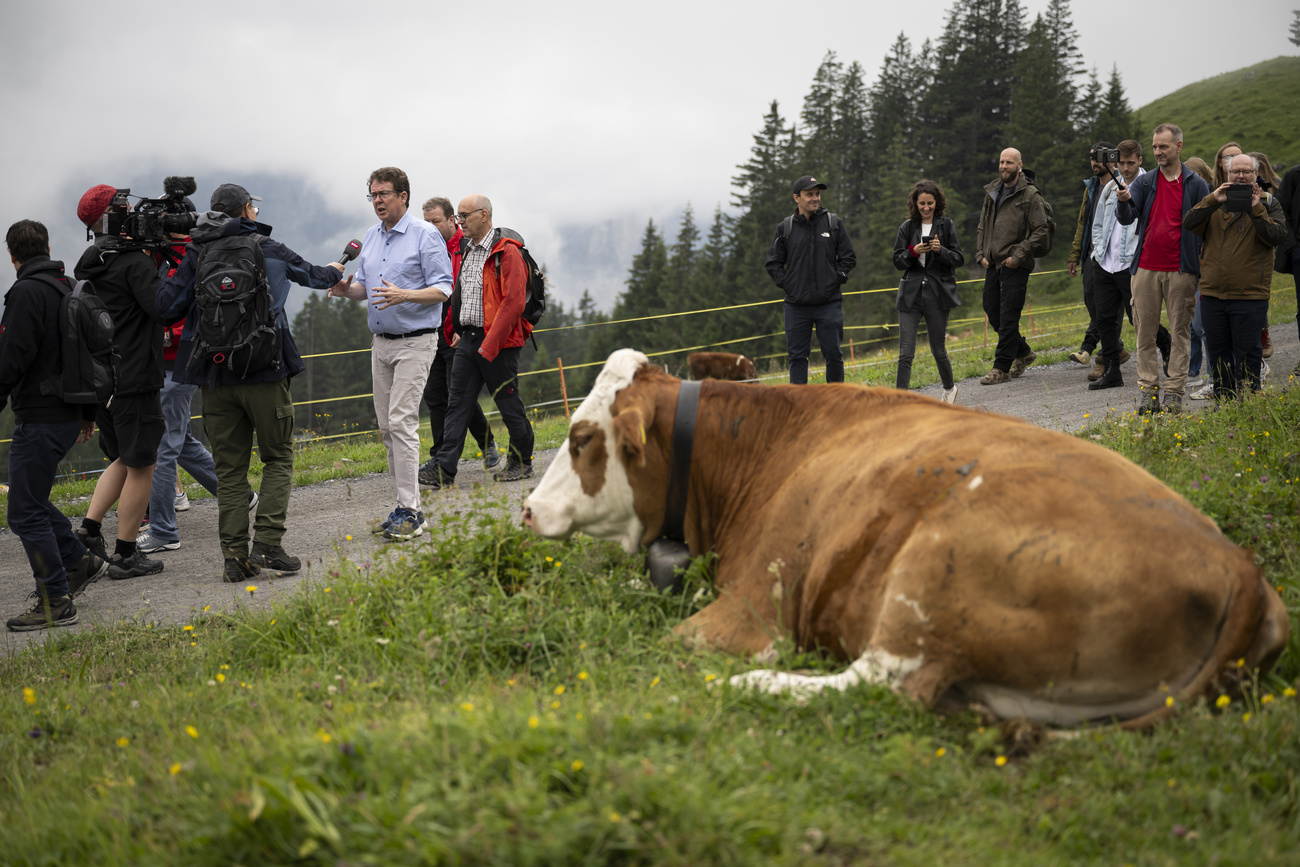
[1184, 152, 1286, 398]
[424, 194, 535, 489]
[1116, 123, 1211, 414]
[331, 167, 453, 541]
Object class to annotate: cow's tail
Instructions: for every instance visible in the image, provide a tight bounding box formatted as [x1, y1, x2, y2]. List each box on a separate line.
[1120, 564, 1281, 731]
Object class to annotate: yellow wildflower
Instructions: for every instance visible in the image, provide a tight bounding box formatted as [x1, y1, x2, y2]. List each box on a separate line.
[554, 685, 565, 695]
[169, 763, 182, 776]
[995, 756, 1008, 767]
[1215, 695, 1231, 709]
[571, 759, 584, 772]
[186, 725, 199, 739]
[23, 688, 36, 705]
[935, 748, 946, 758]
[578, 671, 588, 681]
[117, 737, 129, 747]
[528, 715, 539, 729]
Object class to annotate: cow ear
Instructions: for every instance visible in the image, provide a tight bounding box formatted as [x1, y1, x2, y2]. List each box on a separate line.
[611, 408, 647, 468]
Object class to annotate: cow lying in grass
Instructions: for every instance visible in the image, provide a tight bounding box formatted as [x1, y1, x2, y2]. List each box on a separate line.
[686, 351, 757, 383]
[522, 350, 1289, 728]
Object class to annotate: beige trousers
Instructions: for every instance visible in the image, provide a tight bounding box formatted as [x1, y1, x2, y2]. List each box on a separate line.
[1131, 269, 1197, 396]
[371, 332, 437, 511]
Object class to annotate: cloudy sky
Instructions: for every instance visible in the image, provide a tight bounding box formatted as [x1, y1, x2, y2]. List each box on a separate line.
[2, 0, 1295, 312]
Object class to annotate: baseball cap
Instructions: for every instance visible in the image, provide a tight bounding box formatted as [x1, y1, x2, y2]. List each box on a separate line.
[793, 175, 828, 194]
[77, 184, 119, 227]
[210, 183, 262, 213]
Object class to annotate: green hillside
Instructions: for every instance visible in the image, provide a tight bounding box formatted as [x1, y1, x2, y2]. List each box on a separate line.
[1137, 55, 1300, 169]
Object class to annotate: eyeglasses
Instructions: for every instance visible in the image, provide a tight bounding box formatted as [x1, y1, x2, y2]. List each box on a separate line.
[1229, 169, 1256, 177]
[367, 190, 399, 203]
[456, 208, 485, 222]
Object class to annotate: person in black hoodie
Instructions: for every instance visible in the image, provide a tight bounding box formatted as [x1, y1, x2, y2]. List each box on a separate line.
[2, 220, 111, 631]
[765, 175, 857, 384]
[72, 185, 167, 579]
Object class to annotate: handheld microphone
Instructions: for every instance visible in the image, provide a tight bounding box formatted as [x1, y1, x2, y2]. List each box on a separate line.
[337, 239, 361, 265]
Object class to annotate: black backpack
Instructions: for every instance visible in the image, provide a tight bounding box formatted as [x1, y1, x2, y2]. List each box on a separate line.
[33, 274, 117, 404]
[488, 240, 547, 349]
[192, 234, 279, 379]
[780, 212, 844, 244]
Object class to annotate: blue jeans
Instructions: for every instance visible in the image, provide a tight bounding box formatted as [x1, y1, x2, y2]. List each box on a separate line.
[1189, 292, 1205, 377]
[1202, 295, 1268, 398]
[784, 300, 844, 384]
[147, 370, 219, 544]
[8, 419, 86, 598]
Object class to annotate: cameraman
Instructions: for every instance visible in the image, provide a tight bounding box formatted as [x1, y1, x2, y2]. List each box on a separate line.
[73, 185, 167, 579]
[1183, 153, 1286, 398]
[1066, 143, 1112, 373]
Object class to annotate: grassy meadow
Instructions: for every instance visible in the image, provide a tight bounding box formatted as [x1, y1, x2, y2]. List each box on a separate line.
[1, 287, 1299, 863]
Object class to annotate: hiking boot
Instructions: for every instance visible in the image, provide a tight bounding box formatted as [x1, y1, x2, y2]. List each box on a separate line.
[483, 446, 501, 469]
[66, 551, 109, 597]
[250, 541, 301, 575]
[1087, 359, 1105, 381]
[1118, 349, 1131, 365]
[223, 555, 261, 583]
[136, 529, 180, 554]
[1088, 359, 1123, 390]
[941, 385, 958, 404]
[382, 507, 427, 542]
[75, 526, 108, 561]
[1261, 327, 1272, 358]
[1190, 382, 1215, 400]
[175, 490, 191, 512]
[107, 549, 164, 580]
[418, 459, 444, 488]
[1136, 390, 1161, 415]
[7, 593, 77, 632]
[979, 368, 1009, 386]
[1161, 393, 1184, 414]
[1009, 351, 1037, 378]
[493, 458, 535, 482]
[1069, 349, 1091, 365]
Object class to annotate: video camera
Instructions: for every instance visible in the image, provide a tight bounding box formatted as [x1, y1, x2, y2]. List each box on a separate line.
[95, 176, 201, 263]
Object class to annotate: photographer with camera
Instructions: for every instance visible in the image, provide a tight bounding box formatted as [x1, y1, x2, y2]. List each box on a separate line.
[1183, 153, 1286, 399]
[157, 184, 347, 582]
[72, 184, 170, 579]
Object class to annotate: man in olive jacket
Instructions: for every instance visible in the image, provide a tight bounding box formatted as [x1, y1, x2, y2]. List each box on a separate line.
[975, 148, 1050, 385]
[765, 175, 857, 384]
[1184, 153, 1286, 398]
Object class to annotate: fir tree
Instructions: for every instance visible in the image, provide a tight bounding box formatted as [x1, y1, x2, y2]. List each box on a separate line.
[1093, 65, 1136, 146]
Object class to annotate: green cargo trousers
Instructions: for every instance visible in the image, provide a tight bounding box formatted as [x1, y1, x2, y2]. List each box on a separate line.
[200, 378, 294, 559]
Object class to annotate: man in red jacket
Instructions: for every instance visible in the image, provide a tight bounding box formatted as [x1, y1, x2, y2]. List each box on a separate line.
[418, 196, 497, 485]
[425, 194, 534, 488]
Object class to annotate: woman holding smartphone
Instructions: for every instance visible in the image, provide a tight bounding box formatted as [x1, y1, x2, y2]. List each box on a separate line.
[892, 179, 964, 402]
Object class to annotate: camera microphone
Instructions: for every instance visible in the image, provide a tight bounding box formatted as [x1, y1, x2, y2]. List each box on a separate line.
[337, 239, 362, 265]
[163, 176, 198, 197]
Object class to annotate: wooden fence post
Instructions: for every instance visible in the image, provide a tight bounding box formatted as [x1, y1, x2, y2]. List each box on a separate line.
[849, 338, 855, 363]
[557, 357, 571, 420]
[983, 314, 988, 349]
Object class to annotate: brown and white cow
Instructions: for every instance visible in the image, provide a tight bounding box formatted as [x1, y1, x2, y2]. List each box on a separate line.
[522, 350, 1290, 727]
[687, 351, 758, 383]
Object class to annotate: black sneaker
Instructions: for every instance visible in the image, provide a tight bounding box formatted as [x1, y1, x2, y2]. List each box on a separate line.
[417, 459, 442, 488]
[223, 555, 261, 583]
[492, 458, 535, 483]
[66, 551, 110, 597]
[7, 593, 77, 632]
[250, 541, 301, 575]
[75, 526, 108, 561]
[483, 446, 501, 469]
[107, 550, 164, 580]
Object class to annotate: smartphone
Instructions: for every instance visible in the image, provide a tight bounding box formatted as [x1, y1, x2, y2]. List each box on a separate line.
[1224, 184, 1252, 213]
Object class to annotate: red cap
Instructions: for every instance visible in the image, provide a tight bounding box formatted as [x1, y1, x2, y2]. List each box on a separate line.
[77, 184, 118, 227]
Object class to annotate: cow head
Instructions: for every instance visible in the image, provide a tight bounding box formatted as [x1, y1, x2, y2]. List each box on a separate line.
[523, 349, 675, 553]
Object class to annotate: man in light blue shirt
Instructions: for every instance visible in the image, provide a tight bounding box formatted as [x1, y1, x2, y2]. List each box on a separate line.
[331, 167, 452, 540]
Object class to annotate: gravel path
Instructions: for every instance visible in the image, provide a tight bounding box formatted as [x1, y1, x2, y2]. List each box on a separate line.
[3, 328, 1295, 654]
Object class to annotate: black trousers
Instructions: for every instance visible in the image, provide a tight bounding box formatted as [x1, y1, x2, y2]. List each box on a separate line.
[1080, 257, 1102, 353]
[981, 265, 1031, 372]
[896, 284, 954, 390]
[1095, 265, 1169, 364]
[423, 336, 492, 459]
[8, 419, 86, 598]
[434, 329, 534, 478]
[1202, 296, 1268, 397]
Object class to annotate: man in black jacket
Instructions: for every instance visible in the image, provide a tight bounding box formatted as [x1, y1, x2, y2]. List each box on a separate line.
[2, 221, 110, 631]
[73, 185, 168, 579]
[765, 175, 857, 384]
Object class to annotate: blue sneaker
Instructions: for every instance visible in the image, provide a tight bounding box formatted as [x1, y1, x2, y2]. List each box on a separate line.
[383, 507, 428, 542]
[372, 508, 399, 535]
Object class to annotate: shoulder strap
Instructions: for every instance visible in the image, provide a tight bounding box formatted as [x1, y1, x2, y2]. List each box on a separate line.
[780, 215, 794, 241]
[29, 272, 73, 297]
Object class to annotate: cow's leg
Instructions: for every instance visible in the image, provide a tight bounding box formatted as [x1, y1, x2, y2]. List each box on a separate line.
[729, 643, 925, 697]
[673, 580, 784, 657]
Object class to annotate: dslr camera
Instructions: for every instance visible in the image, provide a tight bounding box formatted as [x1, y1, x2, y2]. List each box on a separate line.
[93, 176, 200, 254]
[1091, 146, 1120, 164]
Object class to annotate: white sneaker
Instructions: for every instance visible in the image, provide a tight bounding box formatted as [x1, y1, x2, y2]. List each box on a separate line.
[249, 490, 259, 514]
[1189, 382, 1215, 400]
[175, 490, 191, 512]
[1261, 361, 1270, 385]
[136, 530, 180, 554]
[941, 385, 958, 404]
[1185, 375, 1205, 389]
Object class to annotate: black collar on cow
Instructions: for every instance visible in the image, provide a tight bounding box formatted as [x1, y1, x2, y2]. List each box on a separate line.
[645, 379, 700, 592]
[662, 379, 700, 542]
